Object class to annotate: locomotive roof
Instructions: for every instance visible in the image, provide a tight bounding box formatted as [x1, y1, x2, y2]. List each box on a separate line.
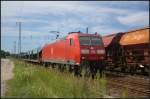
[68, 31, 101, 37]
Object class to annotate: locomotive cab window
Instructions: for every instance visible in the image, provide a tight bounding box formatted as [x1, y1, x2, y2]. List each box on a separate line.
[91, 37, 102, 46]
[79, 36, 90, 45]
[79, 36, 102, 46]
[69, 38, 74, 46]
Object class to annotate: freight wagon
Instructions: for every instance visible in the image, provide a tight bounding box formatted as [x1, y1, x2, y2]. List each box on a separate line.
[103, 27, 149, 75]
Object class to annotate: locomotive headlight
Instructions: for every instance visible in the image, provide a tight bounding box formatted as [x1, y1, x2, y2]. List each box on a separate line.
[97, 49, 105, 54]
[81, 49, 89, 54]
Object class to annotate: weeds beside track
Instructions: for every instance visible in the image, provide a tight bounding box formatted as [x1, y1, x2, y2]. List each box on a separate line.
[5, 58, 110, 98]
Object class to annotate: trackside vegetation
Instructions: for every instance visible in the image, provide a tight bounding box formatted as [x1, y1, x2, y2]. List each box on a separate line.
[5, 58, 114, 98]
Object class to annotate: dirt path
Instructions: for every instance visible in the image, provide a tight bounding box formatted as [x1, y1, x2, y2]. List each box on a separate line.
[1, 59, 14, 97]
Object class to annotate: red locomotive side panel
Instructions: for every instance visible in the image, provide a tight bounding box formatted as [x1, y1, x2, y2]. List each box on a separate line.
[42, 40, 66, 62]
[41, 33, 81, 65]
[65, 33, 81, 65]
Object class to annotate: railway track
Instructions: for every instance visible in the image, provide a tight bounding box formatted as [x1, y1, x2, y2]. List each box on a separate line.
[105, 68, 149, 76]
[106, 74, 148, 87]
[106, 74, 149, 98]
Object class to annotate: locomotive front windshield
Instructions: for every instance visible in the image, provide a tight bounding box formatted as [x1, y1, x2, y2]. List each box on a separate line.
[79, 36, 102, 46]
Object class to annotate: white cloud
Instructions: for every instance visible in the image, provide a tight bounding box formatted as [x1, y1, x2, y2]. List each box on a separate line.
[117, 12, 149, 26]
[90, 25, 123, 36]
[1, 1, 149, 37]
[1, 14, 87, 37]
[96, 7, 133, 15]
[1, 26, 51, 37]
[1, 1, 138, 25]
[2, 1, 137, 19]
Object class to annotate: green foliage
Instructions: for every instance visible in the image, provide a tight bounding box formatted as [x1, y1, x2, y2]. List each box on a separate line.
[1, 50, 10, 58]
[99, 77, 107, 97]
[6, 59, 110, 98]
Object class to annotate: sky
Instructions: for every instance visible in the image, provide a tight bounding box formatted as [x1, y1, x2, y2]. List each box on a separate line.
[1, 1, 149, 53]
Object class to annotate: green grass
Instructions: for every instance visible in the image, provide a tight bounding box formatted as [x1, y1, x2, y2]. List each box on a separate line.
[5, 58, 109, 98]
[121, 87, 128, 98]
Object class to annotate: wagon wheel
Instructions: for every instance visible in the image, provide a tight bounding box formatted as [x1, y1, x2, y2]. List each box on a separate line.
[129, 65, 135, 75]
[142, 66, 149, 76]
[139, 65, 148, 75]
[121, 65, 126, 73]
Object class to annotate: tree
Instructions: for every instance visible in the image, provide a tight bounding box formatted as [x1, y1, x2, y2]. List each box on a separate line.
[0, 50, 10, 58]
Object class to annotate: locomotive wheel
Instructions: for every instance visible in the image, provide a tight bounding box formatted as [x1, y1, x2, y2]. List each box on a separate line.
[69, 65, 73, 73]
[51, 63, 55, 68]
[57, 64, 61, 71]
[60, 65, 63, 72]
[97, 62, 104, 78]
[61, 64, 66, 72]
[91, 66, 97, 79]
[59, 64, 64, 72]
[74, 66, 80, 77]
[43, 62, 49, 68]
[81, 66, 91, 78]
[80, 61, 91, 78]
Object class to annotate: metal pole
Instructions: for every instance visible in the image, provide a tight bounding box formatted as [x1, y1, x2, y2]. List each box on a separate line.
[19, 22, 21, 55]
[16, 22, 22, 58]
[17, 22, 19, 56]
[86, 27, 88, 34]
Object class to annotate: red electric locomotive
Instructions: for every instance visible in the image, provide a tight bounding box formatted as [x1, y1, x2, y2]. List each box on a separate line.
[39, 32, 105, 77]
